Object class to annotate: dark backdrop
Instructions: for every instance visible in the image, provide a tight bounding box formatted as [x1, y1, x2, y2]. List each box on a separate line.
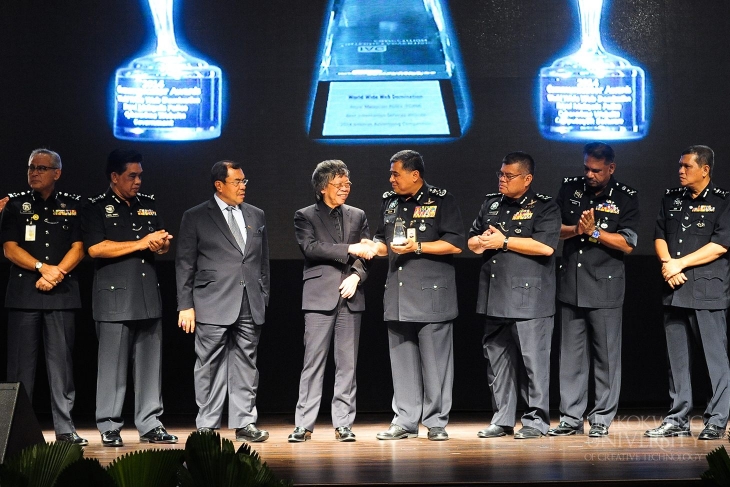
[0, 0, 727, 418]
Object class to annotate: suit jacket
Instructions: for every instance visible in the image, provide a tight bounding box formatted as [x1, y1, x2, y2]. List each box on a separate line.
[294, 201, 369, 312]
[176, 197, 270, 325]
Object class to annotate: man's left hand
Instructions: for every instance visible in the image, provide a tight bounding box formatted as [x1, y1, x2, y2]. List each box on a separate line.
[339, 274, 360, 299]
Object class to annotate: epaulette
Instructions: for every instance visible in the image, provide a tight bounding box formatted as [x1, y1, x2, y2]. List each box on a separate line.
[382, 190, 396, 199]
[535, 193, 552, 202]
[485, 192, 501, 198]
[8, 191, 29, 199]
[428, 186, 447, 197]
[137, 192, 155, 200]
[89, 192, 106, 203]
[665, 187, 683, 195]
[714, 187, 729, 198]
[614, 181, 637, 197]
[58, 192, 81, 201]
[562, 176, 583, 184]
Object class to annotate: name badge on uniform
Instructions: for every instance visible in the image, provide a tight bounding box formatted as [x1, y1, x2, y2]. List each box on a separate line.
[512, 209, 533, 220]
[413, 206, 437, 218]
[25, 225, 36, 241]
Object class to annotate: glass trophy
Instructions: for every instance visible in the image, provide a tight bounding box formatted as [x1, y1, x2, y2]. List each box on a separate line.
[393, 218, 407, 245]
[538, 0, 647, 140]
[113, 0, 222, 141]
[308, 0, 470, 140]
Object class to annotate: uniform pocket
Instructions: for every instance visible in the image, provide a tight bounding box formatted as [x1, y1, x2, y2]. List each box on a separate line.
[96, 277, 129, 313]
[595, 266, 624, 302]
[693, 268, 724, 301]
[421, 279, 449, 313]
[511, 277, 541, 309]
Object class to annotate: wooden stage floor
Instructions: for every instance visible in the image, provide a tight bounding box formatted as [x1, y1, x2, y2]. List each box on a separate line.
[45, 411, 722, 486]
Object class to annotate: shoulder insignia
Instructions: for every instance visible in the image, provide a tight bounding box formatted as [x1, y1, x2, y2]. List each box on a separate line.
[59, 192, 81, 201]
[382, 190, 396, 199]
[714, 187, 729, 198]
[428, 187, 447, 197]
[89, 192, 106, 203]
[137, 192, 155, 200]
[665, 187, 683, 195]
[562, 176, 583, 184]
[535, 193, 552, 202]
[485, 192, 501, 198]
[8, 191, 29, 199]
[615, 181, 637, 197]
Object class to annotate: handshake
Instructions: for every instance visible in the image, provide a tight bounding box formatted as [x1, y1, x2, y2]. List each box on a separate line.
[348, 239, 381, 260]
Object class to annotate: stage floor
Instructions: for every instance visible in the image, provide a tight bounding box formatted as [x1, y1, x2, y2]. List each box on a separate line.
[44, 411, 721, 486]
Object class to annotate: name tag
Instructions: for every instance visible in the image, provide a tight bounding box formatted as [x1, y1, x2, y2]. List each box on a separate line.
[25, 225, 36, 241]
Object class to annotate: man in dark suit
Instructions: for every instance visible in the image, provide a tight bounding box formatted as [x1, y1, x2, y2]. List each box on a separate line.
[2, 148, 86, 445]
[288, 160, 372, 443]
[176, 160, 270, 442]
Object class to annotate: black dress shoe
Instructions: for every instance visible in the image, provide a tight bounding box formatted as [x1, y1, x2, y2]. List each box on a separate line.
[477, 424, 513, 438]
[514, 426, 544, 439]
[101, 429, 123, 447]
[548, 421, 583, 436]
[236, 423, 269, 442]
[644, 422, 690, 438]
[698, 423, 725, 440]
[376, 423, 418, 440]
[335, 426, 356, 442]
[140, 425, 178, 444]
[589, 424, 609, 437]
[288, 426, 311, 442]
[56, 432, 88, 446]
[427, 427, 449, 441]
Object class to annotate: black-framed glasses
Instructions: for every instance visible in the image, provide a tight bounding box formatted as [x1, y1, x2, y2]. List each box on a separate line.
[28, 165, 58, 174]
[496, 171, 524, 181]
[226, 179, 248, 187]
[329, 181, 352, 190]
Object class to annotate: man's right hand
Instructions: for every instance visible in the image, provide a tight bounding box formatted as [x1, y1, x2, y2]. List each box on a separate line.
[178, 308, 196, 333]
[348, 242, 375, 260]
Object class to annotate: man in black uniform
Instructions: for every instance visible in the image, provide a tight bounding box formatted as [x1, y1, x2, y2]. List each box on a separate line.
[364, 150, 464, 441]
[548, 143, 639, 438]
[81, 149, 177, 447]
[1, 149, 86, 445]
[468, 151, 560, 439]
[646, 145, 730, 440]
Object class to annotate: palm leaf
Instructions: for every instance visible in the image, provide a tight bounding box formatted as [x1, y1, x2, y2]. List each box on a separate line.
[0, 441, 83, 487]
[106, 448, 184, 487]
[702, 446, 730, 485]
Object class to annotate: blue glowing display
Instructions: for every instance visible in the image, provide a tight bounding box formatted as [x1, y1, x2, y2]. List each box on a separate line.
[538, 0, 647, 141]
[113, 0, 223, 141]
[308, 0, 470, 141]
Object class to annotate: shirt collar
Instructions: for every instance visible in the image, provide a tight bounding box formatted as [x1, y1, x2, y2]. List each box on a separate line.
[214, 194, 239, 211]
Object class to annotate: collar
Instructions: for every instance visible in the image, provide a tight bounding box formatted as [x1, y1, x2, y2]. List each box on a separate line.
[30, 189, 57, 203]
[316, 199, 341, 215]
[107, 186, 139, 206]
[503, 188, 535, 206]
[684, 181, 714, 201]
[214, 193, 239, 211]
[399, 182, 426, 203]
[585, 176, 616, 198]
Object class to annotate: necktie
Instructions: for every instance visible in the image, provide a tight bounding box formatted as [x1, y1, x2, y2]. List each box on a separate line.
[225, 206, 246, 250]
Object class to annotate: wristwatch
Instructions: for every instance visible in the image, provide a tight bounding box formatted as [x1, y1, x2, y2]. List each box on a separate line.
[34, 261, 43, 272]
[502, 237, 509, 251]
[591, 227, 601, 239]
[415, 241, 422, 254]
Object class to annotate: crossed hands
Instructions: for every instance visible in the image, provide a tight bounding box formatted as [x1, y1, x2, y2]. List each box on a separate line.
[143, 230, 173, 253]
[35, 264, 67, 291]
[660, 257, 687, 289]
[474, 226, 506, 251]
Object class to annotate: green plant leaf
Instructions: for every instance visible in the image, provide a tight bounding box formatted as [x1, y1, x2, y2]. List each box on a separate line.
[703, 446, 730, 485]
[55, 458, 116, 487]
[0, 441, 83, 487]
[106, 448, 184, 487]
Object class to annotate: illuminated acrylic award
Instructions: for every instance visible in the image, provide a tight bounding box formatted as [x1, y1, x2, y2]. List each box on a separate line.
[538, 0, 647, 140]
[308, 0, 470, 140]
[393, 218, 407, 245]
[113, 0, 222, 141]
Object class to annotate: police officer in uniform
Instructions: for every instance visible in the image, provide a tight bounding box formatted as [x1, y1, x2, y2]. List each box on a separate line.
[364, 150, 465, 441]
[1, 149, 86, 445]
[468, 151, 560, 439]
[548, 143, 639, 438]
[81, 149, 177, 446]
[646, 145, 730, 440]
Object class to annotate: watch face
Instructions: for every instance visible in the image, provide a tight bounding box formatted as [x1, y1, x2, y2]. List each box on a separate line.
[591, 229, 600, 238]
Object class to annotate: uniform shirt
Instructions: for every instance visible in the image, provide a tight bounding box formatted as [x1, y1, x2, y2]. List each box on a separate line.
[374, 182, 465, 323]
[557, 176, 639, 309]
[81, 188, 164, 321]
[468, 188, 561, 319]
[655, 181, 730, 310]
[0, 190, 82, 309]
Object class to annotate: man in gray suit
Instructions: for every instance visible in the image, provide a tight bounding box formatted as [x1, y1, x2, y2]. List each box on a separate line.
[176, 160, 270, 442]
[288, 160, 372, 443]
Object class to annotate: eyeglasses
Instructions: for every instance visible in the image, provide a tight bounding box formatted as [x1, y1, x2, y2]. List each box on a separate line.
[28, 165, 58, 174]
[225, 179, 248, 187]
[496, 171, 525, 181]
[329, 181, 352, 190]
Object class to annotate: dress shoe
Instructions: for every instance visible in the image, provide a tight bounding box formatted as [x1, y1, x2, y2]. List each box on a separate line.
[548, 421, 583, 436]
[644, 422, 690, 438]
[698, 423, 725, 440]
[514, 426, 544, 439]
[376, 423, 418, 440]
[236, 423, 269, 442]
[335, 426, 356, 442]
[288, 426, 311, 443]
[101, 429, 123, 447]
[56, 432, 88, 446]
[477, 424, 513, 438]
[588, 424, 609, 437]
[427, 426, 449, 441]
[140, 425, 178, 444]
[197, 427, 217, 434]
